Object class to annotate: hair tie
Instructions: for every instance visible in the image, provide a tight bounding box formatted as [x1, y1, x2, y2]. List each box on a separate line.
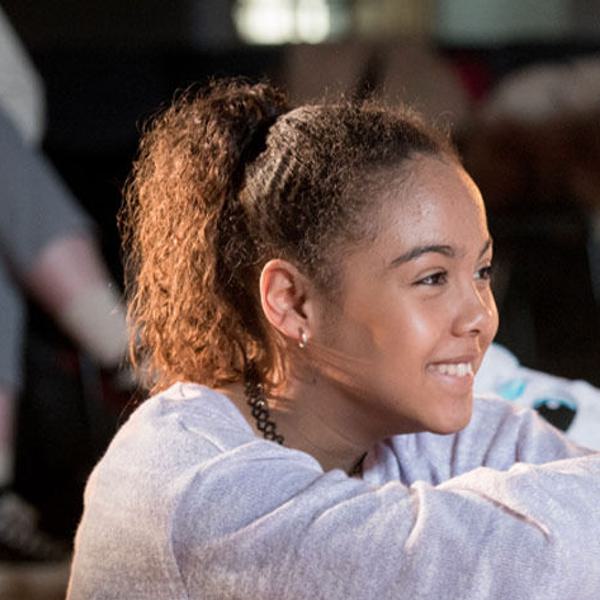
[233, 110, 284, 191]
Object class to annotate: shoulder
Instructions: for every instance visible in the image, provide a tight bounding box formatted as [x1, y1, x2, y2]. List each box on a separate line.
[86, 382, 323, 511]
[132, 382, 253, 443]
[96, 382, 263, 479]
[364, 394, 590, 486]
[79, 382, 263, 524]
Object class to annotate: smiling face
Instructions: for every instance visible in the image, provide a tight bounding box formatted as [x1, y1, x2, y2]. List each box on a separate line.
[309, 155, 499, 438]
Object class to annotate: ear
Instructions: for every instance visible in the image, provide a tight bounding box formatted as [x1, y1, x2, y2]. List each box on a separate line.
[259, 259, 315, 343]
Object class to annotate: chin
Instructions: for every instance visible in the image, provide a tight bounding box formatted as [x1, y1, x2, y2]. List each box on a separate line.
[428, 396, 474, 435]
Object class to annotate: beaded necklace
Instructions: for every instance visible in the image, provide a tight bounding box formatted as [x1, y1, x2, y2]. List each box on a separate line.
[243, 362, 366, 476]
[244, 366, 284, 445]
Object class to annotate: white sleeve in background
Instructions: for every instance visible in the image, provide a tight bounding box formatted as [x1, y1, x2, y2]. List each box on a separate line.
[475, 343, 600, 450]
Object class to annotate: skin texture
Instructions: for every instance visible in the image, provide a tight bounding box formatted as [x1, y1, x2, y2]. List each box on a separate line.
[227, 155, 499, 473]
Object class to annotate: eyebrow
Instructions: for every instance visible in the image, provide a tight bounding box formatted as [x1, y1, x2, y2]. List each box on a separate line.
[389, 237, 493, 268]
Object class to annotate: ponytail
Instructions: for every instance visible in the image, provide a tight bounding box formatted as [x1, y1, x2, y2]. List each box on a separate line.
[121, 80, 289, 392]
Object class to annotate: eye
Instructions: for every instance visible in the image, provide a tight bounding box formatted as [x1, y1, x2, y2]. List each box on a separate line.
[475, 264, 493, 281]
[415, 271, 448, 286]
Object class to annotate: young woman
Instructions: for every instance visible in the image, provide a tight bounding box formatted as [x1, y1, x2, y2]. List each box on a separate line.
[67, 80, 600, 599]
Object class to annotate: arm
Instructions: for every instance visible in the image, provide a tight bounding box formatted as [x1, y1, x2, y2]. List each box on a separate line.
[177, 440, 600, 600]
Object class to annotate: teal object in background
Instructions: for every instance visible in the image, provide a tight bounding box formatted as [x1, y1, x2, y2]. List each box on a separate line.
[496, 378, 527, 401]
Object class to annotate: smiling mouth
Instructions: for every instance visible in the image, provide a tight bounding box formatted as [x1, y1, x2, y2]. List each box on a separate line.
[429, 362, 474, 377]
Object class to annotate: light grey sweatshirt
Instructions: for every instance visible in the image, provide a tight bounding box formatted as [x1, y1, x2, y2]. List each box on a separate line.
[67, 383, 600, 599]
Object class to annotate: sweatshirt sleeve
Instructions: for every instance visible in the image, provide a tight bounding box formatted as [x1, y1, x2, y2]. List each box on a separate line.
[175, 439, 600, 600]
[364, 395, 593, 486]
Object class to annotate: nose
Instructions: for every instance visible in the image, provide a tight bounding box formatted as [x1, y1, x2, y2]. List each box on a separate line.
[452, 282, 498, 339]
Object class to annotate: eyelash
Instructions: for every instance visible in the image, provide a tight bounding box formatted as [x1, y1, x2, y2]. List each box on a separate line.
[476, 265, 493, 281]
[415, 264, 493, 286]
[417, 271, 448, 286]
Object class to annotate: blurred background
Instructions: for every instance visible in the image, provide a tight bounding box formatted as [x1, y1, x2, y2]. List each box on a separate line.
[3, 0, 600, 596]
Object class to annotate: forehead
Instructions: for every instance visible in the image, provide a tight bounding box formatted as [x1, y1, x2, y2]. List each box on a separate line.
[376, 156, 488, 249]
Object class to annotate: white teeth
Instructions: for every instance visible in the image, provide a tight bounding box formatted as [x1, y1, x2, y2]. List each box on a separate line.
[432, 362, 473, 377]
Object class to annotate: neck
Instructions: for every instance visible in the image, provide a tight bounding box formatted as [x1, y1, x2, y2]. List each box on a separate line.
[272, 375, 373, 474]
[221, 370, 376, 475]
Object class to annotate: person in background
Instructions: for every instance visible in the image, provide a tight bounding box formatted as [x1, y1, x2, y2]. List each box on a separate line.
[68, 80, 600, 599]
[476, 342, 600, 449]
[0, 5, 128, 578]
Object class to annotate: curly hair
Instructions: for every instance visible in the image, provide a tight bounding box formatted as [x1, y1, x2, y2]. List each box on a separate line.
[121, 79, 455, 394]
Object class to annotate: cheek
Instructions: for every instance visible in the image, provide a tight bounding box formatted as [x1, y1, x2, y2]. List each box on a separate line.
[317, 298, 379, 362]
[407, 304, 448, 339]
[375, 301, 445, 360]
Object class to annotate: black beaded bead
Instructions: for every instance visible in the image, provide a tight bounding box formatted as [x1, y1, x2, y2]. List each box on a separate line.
[244, 363, 284, 446]
[262, 422, 276, 434]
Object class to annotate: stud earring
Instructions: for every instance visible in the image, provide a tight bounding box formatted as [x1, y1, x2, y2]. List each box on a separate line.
[298, 329, 308, 349]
